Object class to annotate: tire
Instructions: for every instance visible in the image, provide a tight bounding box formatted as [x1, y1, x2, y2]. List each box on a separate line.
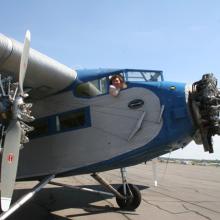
[116, 184, 141, 210]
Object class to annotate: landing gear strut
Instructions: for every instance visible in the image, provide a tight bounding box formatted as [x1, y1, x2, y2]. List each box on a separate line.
[0, 169, 142, 219]
[92, 168, 141, 210]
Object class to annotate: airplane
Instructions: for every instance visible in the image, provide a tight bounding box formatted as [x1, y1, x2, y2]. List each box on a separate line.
[0, 30, 219, 219]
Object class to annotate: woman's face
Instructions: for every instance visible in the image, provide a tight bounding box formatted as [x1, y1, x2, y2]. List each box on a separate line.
[112, 77, 123, 89]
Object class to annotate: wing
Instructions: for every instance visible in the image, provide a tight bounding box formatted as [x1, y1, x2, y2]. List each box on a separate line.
[0, 33, 77, 99]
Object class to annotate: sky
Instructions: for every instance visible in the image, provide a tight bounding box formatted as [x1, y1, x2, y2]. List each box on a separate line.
[1, 0, 220, 159]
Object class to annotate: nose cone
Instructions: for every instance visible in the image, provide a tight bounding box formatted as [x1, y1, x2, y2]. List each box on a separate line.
[189, 73, 220, 153]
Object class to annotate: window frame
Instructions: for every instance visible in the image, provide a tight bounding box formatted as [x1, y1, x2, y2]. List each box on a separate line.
[75, 77, 109, 98]
[28, 107, 91, 139]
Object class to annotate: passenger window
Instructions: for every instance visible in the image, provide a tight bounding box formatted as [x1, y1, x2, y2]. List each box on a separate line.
[29, 119, 49, 138]
[76, 77, 107, 97]
[58, 109, 85, 131]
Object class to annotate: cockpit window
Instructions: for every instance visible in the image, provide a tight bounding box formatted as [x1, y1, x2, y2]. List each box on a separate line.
[76, 77, 107, 97]
[124, 70, 163, 82]
[75, 69, 163, 98]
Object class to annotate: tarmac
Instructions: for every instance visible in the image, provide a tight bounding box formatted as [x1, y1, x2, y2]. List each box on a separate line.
[2, 162, 220, 220]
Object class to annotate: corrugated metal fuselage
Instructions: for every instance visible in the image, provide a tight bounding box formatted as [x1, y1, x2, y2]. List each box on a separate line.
[16, 81, 195, 180]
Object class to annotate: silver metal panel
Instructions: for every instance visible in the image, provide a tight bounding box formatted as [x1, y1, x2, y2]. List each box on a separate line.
[17, 88, 163, 179]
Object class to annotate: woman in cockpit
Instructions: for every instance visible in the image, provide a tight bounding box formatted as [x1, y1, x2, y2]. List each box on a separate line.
[109, 75, 126, 97]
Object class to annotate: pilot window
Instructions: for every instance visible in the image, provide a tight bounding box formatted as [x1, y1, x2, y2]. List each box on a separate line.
[125, 71, 163, 82]
[29, 119, 49, 138]
[57, 109, 86, 131]
[76, 77, 107, 98]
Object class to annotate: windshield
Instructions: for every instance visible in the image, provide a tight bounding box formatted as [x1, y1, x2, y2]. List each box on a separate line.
[124, 70, 163, 82]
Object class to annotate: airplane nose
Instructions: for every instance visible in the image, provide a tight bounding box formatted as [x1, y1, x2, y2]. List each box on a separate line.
[189, 73, 220, 153]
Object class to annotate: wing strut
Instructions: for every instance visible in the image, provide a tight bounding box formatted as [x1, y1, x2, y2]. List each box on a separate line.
[0, 175, 55, 220]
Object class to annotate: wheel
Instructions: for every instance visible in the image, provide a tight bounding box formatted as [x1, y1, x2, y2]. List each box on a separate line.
[116, 184, 141, 210]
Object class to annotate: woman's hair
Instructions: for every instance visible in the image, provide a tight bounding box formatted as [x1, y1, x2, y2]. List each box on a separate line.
[110, 74, 124, 85]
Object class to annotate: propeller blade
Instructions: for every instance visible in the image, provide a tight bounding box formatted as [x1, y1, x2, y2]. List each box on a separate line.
[152, 159, 158, 187]
[19, 30, 31, 96]
[1, 120, 21, 211]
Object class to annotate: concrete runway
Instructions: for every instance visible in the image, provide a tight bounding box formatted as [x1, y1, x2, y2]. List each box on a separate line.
[2, 162, 220, 220]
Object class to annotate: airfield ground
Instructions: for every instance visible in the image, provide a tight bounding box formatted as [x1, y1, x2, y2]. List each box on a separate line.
[4, 162, 220, 220]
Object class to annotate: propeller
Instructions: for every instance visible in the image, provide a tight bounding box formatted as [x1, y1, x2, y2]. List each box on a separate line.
[19, 30, 30, 97]
[0, 30, 33, 212]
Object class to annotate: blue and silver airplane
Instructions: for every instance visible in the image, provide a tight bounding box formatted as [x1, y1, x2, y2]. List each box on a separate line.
[0, 31, 219, 218]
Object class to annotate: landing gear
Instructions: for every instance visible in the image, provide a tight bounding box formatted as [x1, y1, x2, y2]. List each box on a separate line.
[91, 168, 142, 210]
[0, 168, 142, 219]
[116, 184, 141, 210]
[116, 168, 141, 210]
